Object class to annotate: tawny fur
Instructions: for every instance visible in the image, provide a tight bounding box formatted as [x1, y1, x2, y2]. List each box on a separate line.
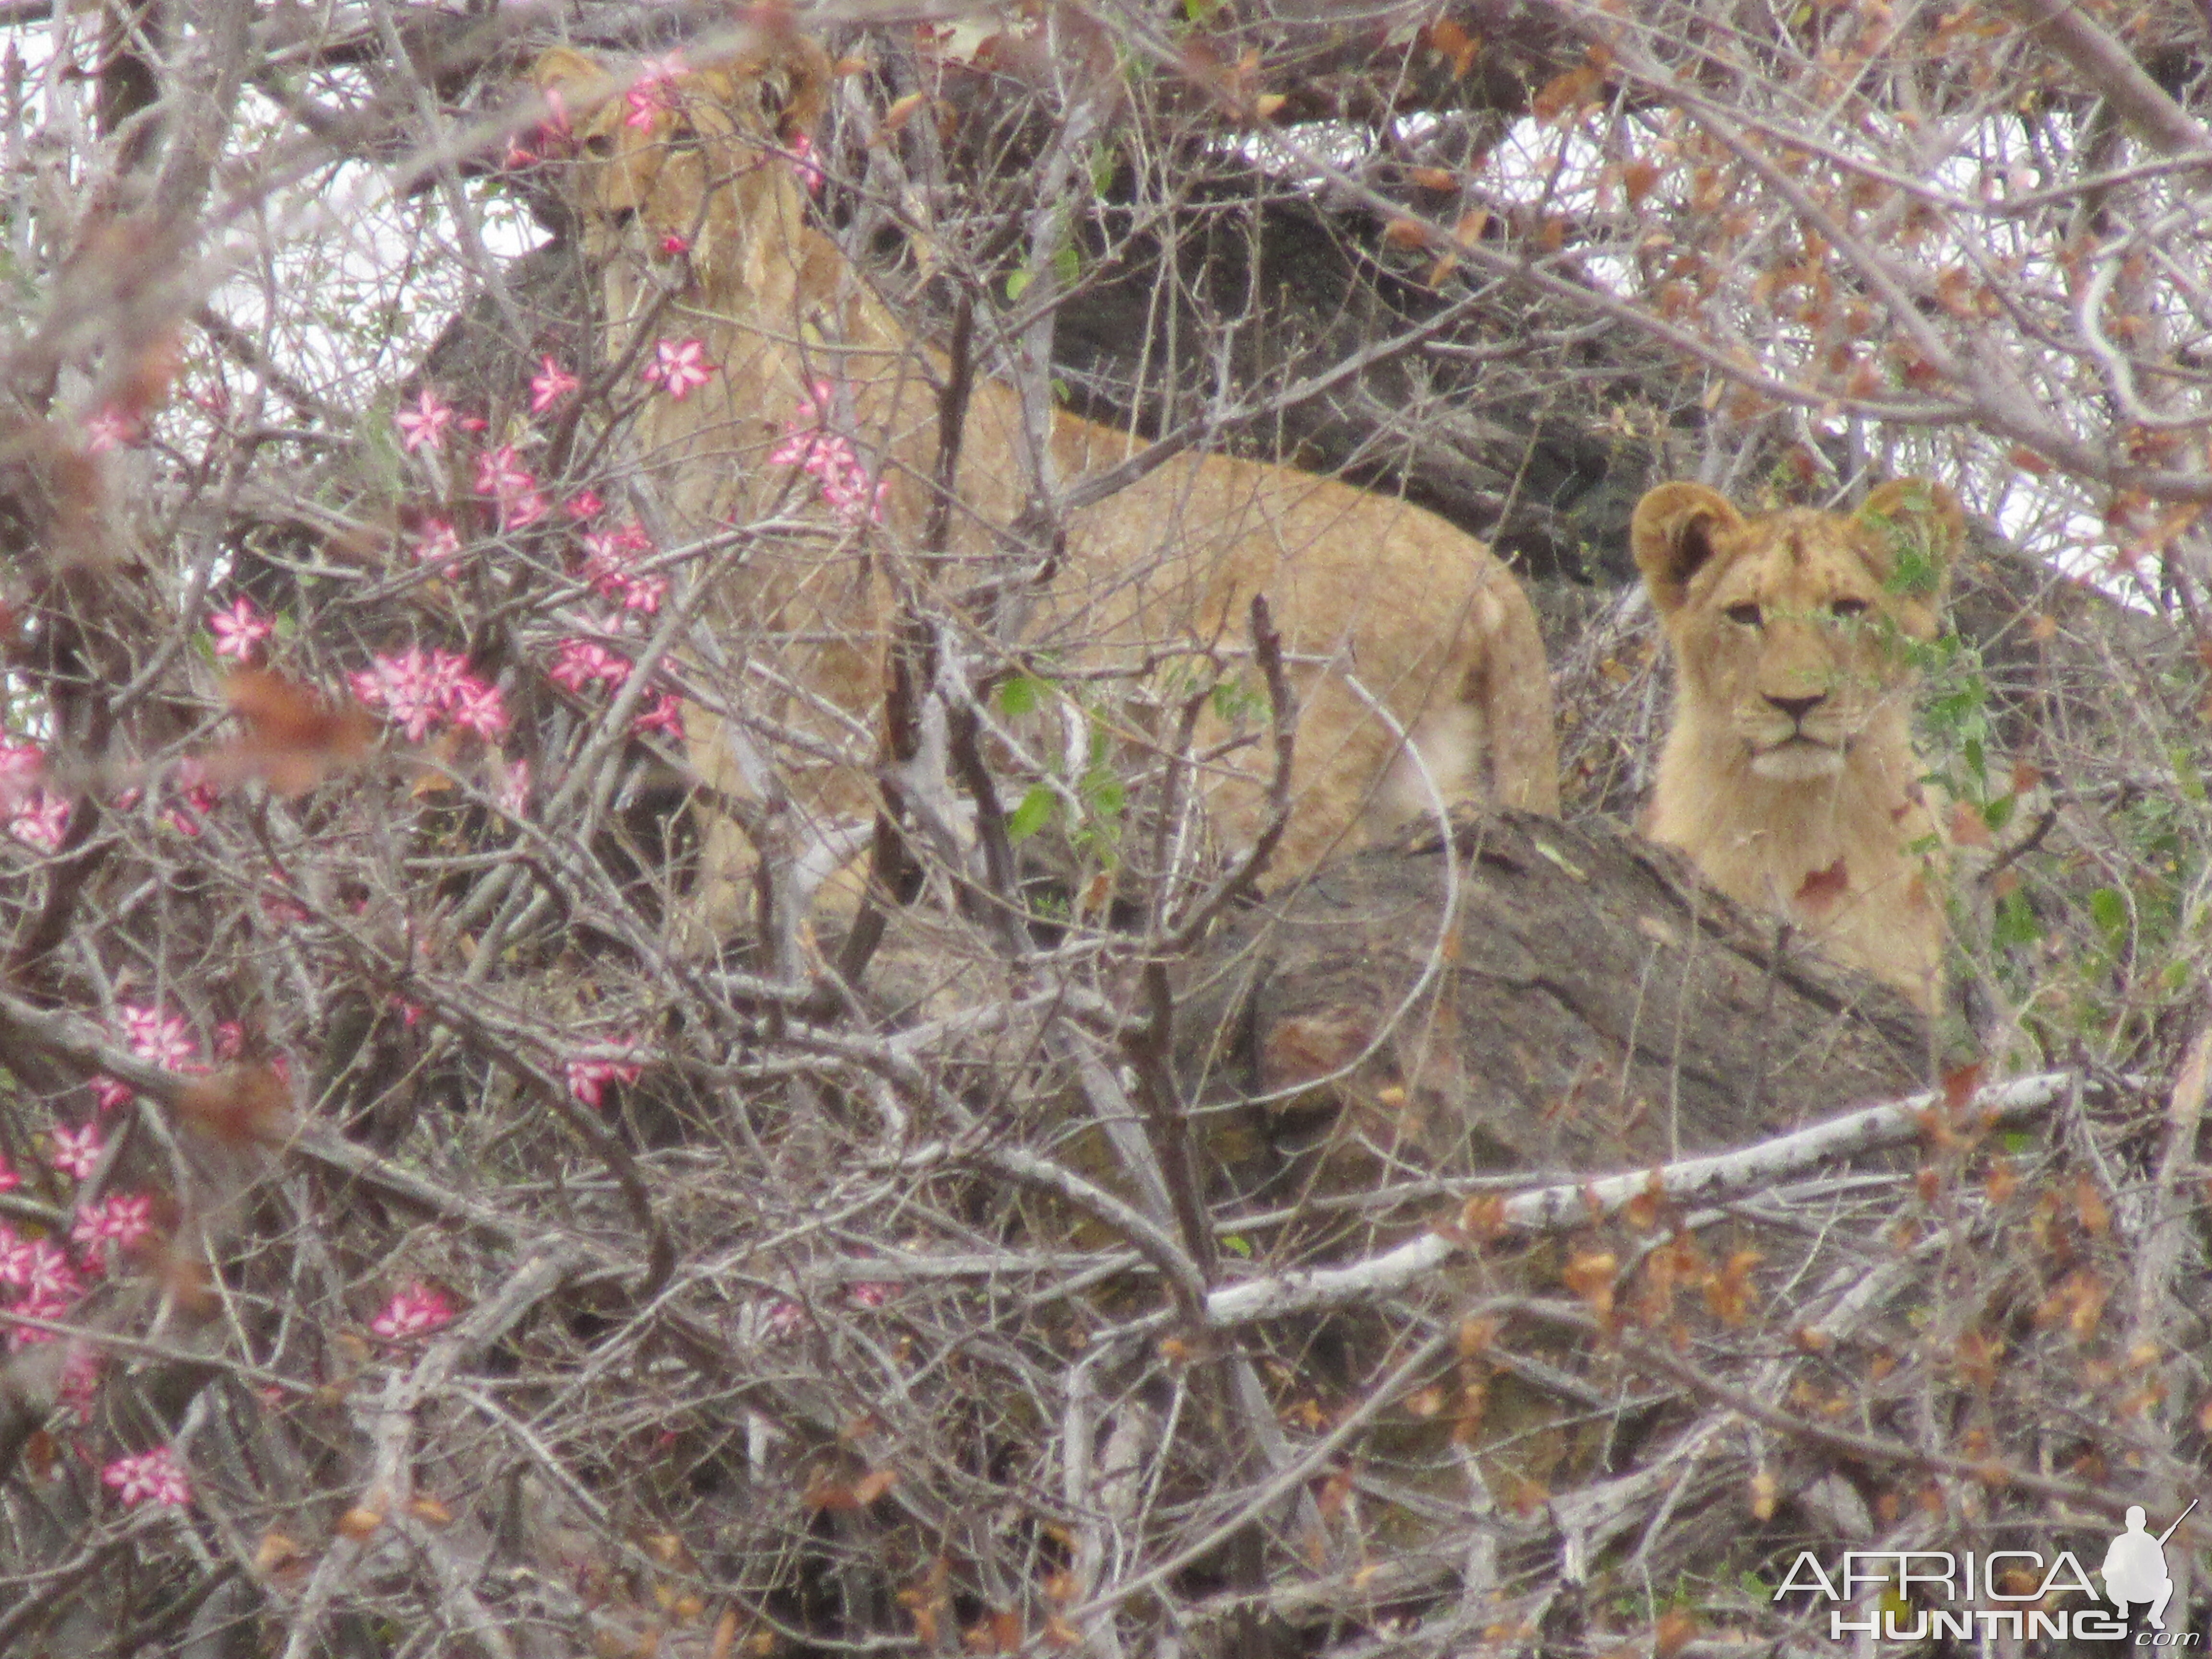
[1632, 480, 1958, 1014]
[536, 41, 1557, 924]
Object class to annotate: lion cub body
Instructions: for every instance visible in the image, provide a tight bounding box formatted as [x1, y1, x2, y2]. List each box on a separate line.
[1632, 481, 1958, 1013]
[535, 41, 1556, 922]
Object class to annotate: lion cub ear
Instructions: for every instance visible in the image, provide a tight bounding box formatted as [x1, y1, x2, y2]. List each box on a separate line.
[1854, 479, 1961, 607]
[1632, 483, 1746, 617]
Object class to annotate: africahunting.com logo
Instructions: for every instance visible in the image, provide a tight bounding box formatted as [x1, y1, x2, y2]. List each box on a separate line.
[1774, 1501, 2198, 1644]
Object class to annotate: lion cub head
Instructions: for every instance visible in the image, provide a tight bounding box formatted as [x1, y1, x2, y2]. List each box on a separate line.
[1633, 479, 1957, 782]
[1632, 479, 1963, 1015]
[534, 40, 831, 274]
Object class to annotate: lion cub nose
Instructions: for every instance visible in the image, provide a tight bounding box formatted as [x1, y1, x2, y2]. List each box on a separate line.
[1764, 692, 1825, 724]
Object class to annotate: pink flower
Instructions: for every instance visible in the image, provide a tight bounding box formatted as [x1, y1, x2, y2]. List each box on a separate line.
[761, 1298, 806, 1341]
[495, 757, 530, 817]
[445, 676, 510, 740]
[208, 596, 274, 662]
[8, 1282, 77, 1348]
[473, 444, 535, 499]
[49, 1124, 103, 1181]
[83, 406, 139, 455]
[72, 1191, 156, 1250]
[659, 232, 690, 257]
[370, 1282, 456, 1342]
[351, 647, 473, 742]
[102, 1445, 190, 1508]
[529, 356, 580, 414]
[215, 1021, 246, 1061]
[632, 691, 685, 740]
[89, 1075, 133, 1112]
[641, 338, 716, 402]
[0, 1155, 16, 1194]
[565, 1046, 645, 1108]
[624, 54, 685, 130]
[548, 639, 634, 694]
[769, 382, 887, 525]
[0, 740, 42, 812]
[395, 389, 455, 454]
[58, 1344, 101, 1420]
[0, 1227, 29, 1286]
[564, 490, 605, 521]
[120, 1004, 199, 1070]
[785, 131, 825, 195]
[411, 518, 462, 569]
[846, 1281, 895, 1309]
[13, 1238, 79, 1302]
[501, 490, 549, 531]
[8, 791, 71, 851]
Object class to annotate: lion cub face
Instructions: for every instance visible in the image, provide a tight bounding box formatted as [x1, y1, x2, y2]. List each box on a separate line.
[534, 42, 830, 272]
[1632, 480, 1958, 781]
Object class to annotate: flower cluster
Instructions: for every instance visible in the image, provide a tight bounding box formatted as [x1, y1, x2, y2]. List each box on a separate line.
[0, 1227, 81, 1350]
[475, 443, 549, 529]
[547, 639, 633, 695]
[580, 520, 668, 614]
[1, 740, 70, 853]
[350, 649, 509, 743]
[768, 380, 889, 526]
[102, 1445, 191, 1508]
[88, 1001, 207, 1113]
[370, 1281, 457, 1342]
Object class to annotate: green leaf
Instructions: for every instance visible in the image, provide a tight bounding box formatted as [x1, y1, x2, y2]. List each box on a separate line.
[1007, 784, 1055, 843]
[1981, 792, 2014, 832]
[1993, 888, 2041, 948]
[2090, 887, 2127, 937]
[1221, 1233, 1252, 1259]
[998, 673, 1047, 717]
[1005, 266, 1033, 302]
[1052, 243, 1080, 287]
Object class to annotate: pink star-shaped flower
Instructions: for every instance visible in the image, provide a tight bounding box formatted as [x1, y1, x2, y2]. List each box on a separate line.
[72, 1191, 156, 1250]
[473, 444, 535, 499]
[564, 489, 605, 521]
[548, 639, 634, 694]
[641, 338, 716, 402]
[565, 1042, 646, 1107]
[8, 791, 71, 852]
[495, 756, 531, 816]
[411, 518, 462, 569]
[501, 489, 549, 531]
[102, 1445, 191, 1508]
[445, 676, 510, 740]
[83, 406, 139, 455]
[624, 54, 685, 130]
[0, 740, 42, 812]
[370, 1282, 457, 1342]
[208, 596, 274, 662]
[89, 1075, 133, 1112]
[395, 389, 456, 454]
[632, 691, 685, 740]
[120, 1003, 199, 1070]
[49, 1124, 104, 1181]
[528, 356, 581, 414]
[15, 1238, 79, 1302]
[784, 131, 825, 195]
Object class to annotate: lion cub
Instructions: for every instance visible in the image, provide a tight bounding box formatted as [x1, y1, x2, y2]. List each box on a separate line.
[1632, 480, 1959, 1014]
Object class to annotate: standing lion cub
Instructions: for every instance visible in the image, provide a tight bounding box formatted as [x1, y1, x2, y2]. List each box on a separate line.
[1632, 480, 1959, 1014]
[532, 38, 1556, 929]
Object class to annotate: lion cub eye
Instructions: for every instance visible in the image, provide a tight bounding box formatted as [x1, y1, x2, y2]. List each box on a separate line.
[1828, 597, 1871, 620]
[1723, 602, 1763, 627]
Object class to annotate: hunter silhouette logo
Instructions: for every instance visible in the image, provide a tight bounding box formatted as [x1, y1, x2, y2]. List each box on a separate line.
[1773, 1497, 2199, 1643]
[2103, 1502, 2196, 1632]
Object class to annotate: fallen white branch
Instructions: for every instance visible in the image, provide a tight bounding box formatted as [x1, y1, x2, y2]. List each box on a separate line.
[1205, 1070, 2092, 1328]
